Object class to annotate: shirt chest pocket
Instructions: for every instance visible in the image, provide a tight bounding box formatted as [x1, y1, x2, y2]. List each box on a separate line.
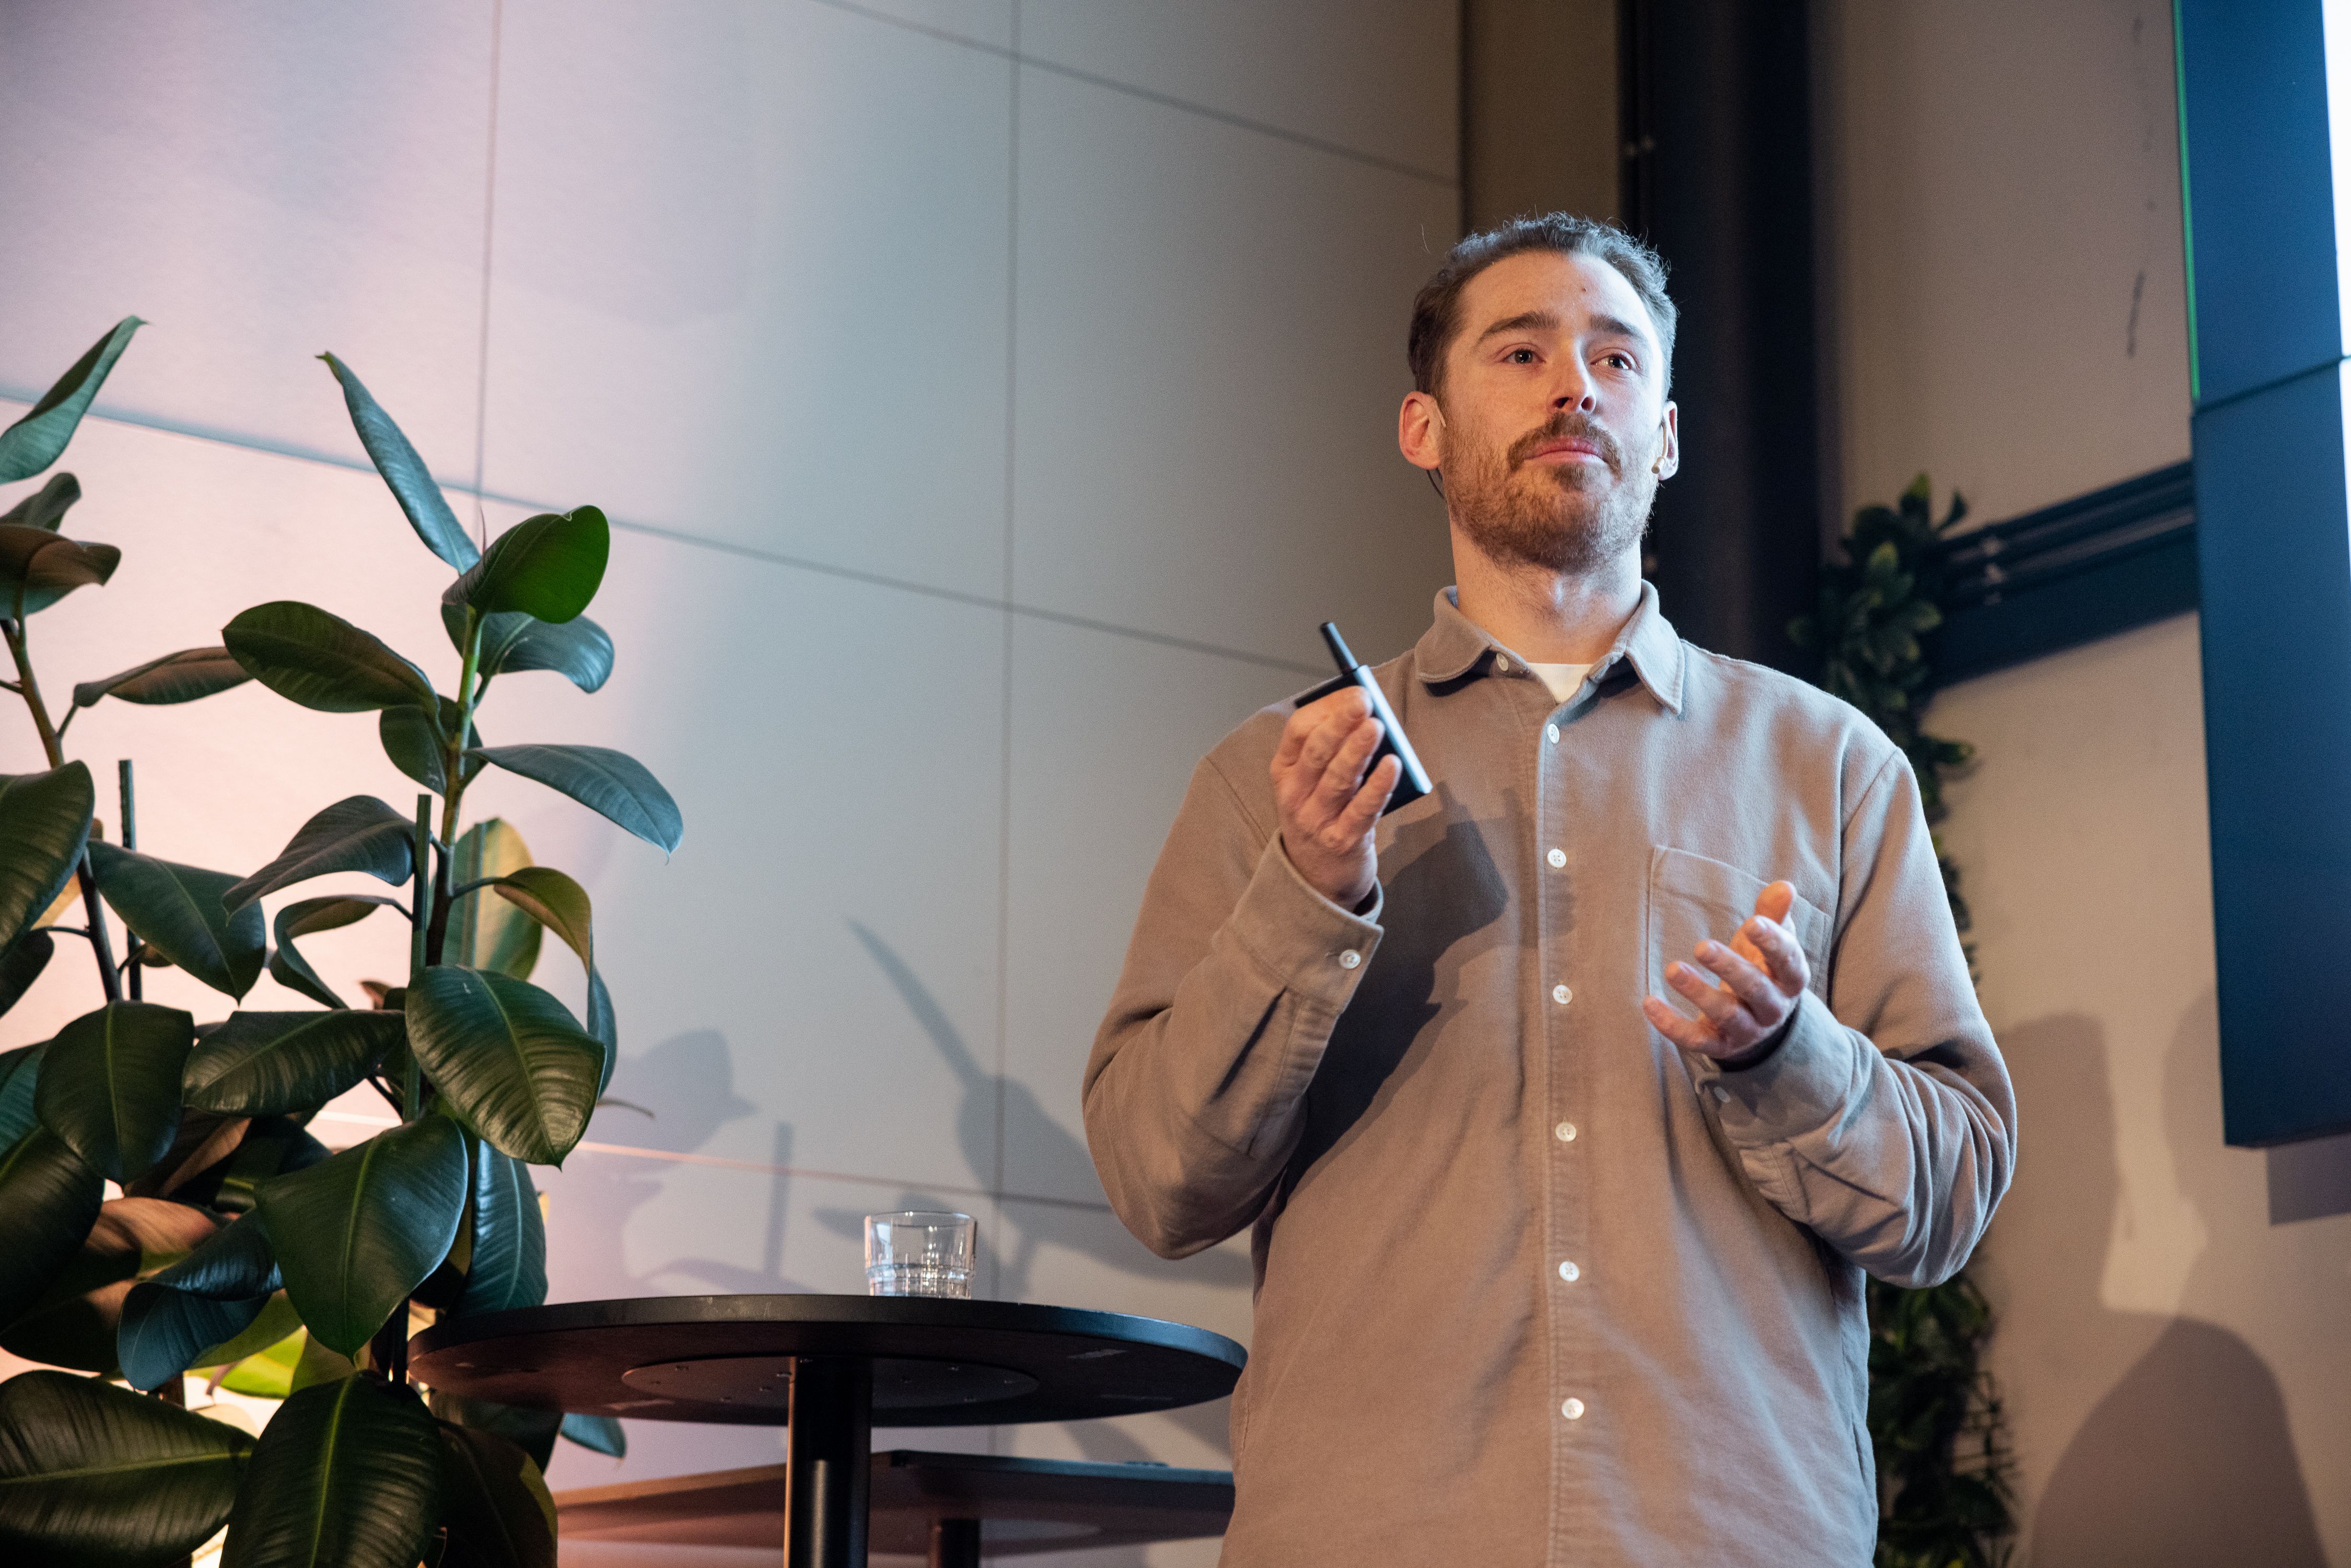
[1645, 845, 1833, 1008]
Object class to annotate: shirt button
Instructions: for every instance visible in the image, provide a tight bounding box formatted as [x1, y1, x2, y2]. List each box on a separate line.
[1494, 654, 1509, 672]
[1546, 847, 1566, 868]
[1552, 983, 1572, 1005]
[1557, 1260, 1580, 1282]
[1709, 1084, 1729, 1104]
[1338, 950, 1362, 970]
[1561, 1398, 1586, 1421]
[1545, 723, 1560, 744]
[1554, 1121, 1577, 1142]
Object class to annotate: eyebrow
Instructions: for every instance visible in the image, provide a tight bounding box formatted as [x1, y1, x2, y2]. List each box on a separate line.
[1473, 308, 1655, 353]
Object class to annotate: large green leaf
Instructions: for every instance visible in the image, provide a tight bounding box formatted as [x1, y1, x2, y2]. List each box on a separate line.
[0, 525, 119, 618]
[0, 931, 53, 1019]
[0, 1043, 41, 1147]
[319, 353, 480, 572]
[405, 968, 601, 1166]
[0, 1196, 219, 1372]
[0, 1368, 251, 1568]
[444, 603, 615, 693]
[470, 744, 682, 854]
[223, 600, 437, 714]
[448, 820, 538, 980]
[456, 1143, 545, 1319]
[425, 1393, 560, 1473]
[35, 1001, 193, 1182]
[486, 864, 609, 1089]
[88, 841, 265, 999]
[0, 317, 143, 484]
[224, 795, 416, 914]
[560, 1412, 627, 1457]
[208, 1116, 332, 1218]
[487, 866, 591, 971]
[446, 507, 608, 624]
[0, 471, 80, 531]
[0, 1127, 102, 1322]
[378, 696, 483, 797]
[120, 1216, 283, 1391]
[436, 1422, 557, 1568]
[220, 1372, 443, 1568]
[71, 645, 252, 710]
[0, 762, 93, 950]
[254, 1114, 467, 1355]
[266, 894, 400, 1010]
[183, 1011, 406, 1117]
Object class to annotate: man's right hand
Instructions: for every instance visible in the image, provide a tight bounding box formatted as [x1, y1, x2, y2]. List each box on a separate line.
[1271, 687, 1401, 909]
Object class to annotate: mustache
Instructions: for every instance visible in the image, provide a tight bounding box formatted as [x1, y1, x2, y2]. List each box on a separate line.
[1508, 414, 1623, 472]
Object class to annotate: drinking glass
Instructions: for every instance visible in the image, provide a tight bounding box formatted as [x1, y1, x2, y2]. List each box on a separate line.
[864, 1211, 975, 1298]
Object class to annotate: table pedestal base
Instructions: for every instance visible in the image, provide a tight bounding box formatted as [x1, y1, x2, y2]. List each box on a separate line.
[929, 1516, 981, 1568]
[786, 1358, 872, 1567]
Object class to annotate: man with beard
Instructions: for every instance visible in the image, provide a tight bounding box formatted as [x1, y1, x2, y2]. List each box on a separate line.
[1083, 215, 2014, 1564]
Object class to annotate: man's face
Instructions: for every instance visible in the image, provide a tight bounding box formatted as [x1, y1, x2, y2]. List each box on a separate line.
[1411, 250, 1679, 577]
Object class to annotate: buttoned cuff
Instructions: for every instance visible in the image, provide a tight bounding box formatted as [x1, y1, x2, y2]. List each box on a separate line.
[1222, 837, 1384, 1007]
[1688, 989, 1862, 1147]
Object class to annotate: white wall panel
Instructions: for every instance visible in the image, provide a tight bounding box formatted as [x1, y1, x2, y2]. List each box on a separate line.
[1000, 617, 1302, 1205]
[481, 0, 1013, 597]
[1021, 0, 1459, 178]
[846, 0, 1016, 52]
[1013, 64, 1457, 669]
[0, 2, 495, 480]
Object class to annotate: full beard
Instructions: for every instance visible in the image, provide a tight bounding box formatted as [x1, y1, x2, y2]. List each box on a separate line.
[1446, 414, 1658, 576]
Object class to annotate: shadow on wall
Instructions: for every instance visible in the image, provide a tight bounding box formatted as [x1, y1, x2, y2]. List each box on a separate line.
[843, 921, 1250, 1469]
[551, 1028, 800, 1303]
[2001, 1000, 2325, 1564]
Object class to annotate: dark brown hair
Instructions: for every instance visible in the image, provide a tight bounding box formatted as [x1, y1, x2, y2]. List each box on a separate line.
[1407, 214, 1677, 398]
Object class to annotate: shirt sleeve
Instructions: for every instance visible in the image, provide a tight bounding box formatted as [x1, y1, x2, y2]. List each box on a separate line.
[1687, 750, 2018, 1288]
[1083, 752, 1383, 1259]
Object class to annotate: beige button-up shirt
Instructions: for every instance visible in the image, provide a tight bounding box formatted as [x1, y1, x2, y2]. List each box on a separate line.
[1085, 586, 2015, 1566]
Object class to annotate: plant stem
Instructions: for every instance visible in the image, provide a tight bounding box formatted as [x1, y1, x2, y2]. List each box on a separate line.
[4, 618, 120, 1001]
[119, 760, 142, 1002]
[407, 794, 430, 1122]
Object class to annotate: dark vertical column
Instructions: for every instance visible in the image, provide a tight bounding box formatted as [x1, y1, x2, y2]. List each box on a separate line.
[1619, 0, 1821, 671]
[928, 1517, 983, 1568]
[785, 1358, 872, 1568]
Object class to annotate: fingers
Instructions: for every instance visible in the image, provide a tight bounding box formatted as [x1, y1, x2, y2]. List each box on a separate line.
[1642, 995, 1722, 1055]
[1666, 959, 1744, 1029]
[1754, 880, 1795, 925]
[1334, 754, 1401, 837]
[1739, 912, 1809, 995]
[1693, 942, 1781, 1016]
[1274, 687, 1366, 766]
[1309, 716, 1385, 815]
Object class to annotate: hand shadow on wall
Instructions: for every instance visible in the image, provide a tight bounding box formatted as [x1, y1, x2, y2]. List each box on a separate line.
[2005, 1001, 2324, 1564]
[837, 922, 1251, 1474]
[550, 1028, 808, 1300]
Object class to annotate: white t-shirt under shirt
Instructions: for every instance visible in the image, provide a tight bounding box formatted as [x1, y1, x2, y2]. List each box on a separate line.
[1524, 661, 1595, 704]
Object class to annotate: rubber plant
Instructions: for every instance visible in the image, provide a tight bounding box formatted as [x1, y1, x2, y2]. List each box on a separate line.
[1791, 474, 2016, 1568]
[0, 321, 679, 1567]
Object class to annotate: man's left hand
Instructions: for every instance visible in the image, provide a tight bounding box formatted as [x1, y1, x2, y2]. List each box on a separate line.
[1642, 881, 1810, 1062]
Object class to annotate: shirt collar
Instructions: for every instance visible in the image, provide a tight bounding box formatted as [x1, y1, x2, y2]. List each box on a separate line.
[1413, 581, 1686, 715]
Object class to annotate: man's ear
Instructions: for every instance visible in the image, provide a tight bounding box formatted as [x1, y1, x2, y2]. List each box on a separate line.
[1652, 401, 1681, 481]
[1399, 391, 1445, 472]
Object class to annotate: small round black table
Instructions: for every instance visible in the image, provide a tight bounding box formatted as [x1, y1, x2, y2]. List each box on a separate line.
[408, 1294, 1247, 1568]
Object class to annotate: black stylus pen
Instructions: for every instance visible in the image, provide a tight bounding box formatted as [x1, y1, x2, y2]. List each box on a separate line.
[1310, 620, 1433, 815]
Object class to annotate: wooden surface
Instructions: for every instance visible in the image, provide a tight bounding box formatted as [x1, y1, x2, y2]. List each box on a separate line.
[556, 1449, 1237, 1556]
[408, 1294, 1246, 1427]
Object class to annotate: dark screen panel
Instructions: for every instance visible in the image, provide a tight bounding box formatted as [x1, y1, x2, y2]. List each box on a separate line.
[2180, 0, 2351, 1144]
[2175, 0, 2338, 403]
